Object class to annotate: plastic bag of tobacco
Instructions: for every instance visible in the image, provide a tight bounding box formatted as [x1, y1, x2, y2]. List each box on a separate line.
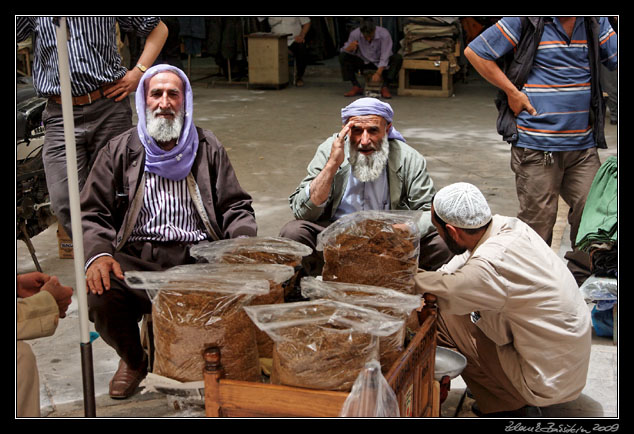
[153, 263, 296, 358]
[189, 236, 313, 268]
[316, 210, 424, 293]
[244, 299, 405, 392]
[125, 268, 271, 384]
[300, 277, 424, 372]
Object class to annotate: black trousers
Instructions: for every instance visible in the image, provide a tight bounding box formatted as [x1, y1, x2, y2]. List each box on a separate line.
[289, 41, 309, 79]
[339, 51, 403, 86]
[87, 241, 197, 369]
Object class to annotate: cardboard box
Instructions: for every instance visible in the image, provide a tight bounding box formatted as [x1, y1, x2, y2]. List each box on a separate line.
[57, 226, 74, 259]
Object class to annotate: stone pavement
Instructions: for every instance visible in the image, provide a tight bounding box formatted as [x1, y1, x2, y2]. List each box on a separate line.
[15, 56, 618, 419]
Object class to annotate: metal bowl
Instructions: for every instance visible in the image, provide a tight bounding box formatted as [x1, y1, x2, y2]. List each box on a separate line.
[434, 346, 467, 381]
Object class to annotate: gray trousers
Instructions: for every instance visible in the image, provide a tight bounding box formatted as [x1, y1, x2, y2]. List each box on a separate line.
[510, 146, 601, 284]
[42, 96, 133, 239]
[279, 219, 454, 277]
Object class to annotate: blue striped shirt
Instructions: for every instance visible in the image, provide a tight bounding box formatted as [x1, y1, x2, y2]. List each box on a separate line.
[468, 17, 617, 151]
[16, 16, 160, 97]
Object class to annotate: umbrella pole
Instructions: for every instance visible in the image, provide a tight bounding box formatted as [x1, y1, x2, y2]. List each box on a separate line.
[54, 17, 96, 418]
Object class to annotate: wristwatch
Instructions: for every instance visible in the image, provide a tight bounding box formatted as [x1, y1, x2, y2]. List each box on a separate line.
[135, 63, 147, 73]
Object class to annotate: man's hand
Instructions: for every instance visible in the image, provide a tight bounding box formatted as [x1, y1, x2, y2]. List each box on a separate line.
[103, 68, 144, 102]
[345, 40, 359, 53]
[308, 121, 353, 206]
[508, 88, 537, 117]
[464, 46, 537, 117]
[392, 223, 412, 234]
[329, 121, 353, 168]
[17, 271, 49, 298]
[41, 276, 74, 318]
[86, 256, 125, 295]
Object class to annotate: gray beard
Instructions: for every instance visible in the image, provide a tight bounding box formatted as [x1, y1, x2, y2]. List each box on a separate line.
[349, 135, 390, 182]
[146, 108, 184, 144]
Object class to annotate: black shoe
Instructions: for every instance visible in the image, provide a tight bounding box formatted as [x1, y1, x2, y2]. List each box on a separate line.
[471, 402, 542, 418]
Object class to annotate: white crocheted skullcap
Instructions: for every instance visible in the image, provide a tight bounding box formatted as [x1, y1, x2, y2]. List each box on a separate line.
[433, 182, 492, 229]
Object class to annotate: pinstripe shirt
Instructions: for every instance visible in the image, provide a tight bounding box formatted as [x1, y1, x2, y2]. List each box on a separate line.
[468, 17, 617, 151]
[128, 171, 208, 243]
[16, 16, 160, 97]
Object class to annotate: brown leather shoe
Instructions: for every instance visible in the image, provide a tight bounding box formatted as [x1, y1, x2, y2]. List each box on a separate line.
[381, 86, 392, 99]
[344, 85, 363, 97]
[109, 358, 147, 399]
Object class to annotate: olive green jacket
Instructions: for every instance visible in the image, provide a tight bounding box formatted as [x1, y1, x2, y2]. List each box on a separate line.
[289, 134, 436, 236]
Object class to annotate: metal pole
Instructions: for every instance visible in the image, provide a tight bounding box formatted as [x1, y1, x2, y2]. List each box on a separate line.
[54, 17, 96, 418]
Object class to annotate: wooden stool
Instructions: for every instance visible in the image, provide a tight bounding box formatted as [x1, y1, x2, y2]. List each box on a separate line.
[363, 71, 383, 97]
[398, 41, 460, 97]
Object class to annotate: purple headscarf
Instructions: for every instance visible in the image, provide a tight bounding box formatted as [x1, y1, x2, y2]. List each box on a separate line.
[135, 64, 199, 181]
[341, 97, 406, 142]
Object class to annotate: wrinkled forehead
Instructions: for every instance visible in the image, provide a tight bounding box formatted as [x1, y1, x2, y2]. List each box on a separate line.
[145, 71, 184, 94]
[346, 114, 389, 128]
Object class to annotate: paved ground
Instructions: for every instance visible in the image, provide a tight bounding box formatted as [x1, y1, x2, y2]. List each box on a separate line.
[15, 56, 618, 419]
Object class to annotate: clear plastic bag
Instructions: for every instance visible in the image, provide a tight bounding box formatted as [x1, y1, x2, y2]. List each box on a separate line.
[189, 236, 313, 268]
[125, 269, 270, 383]
[244, 300, 405, 391]
[170, 263, 296, 357]
[339, 359, 400, 417]
[579, 275, 618, 310]
[300, 277, 424, 372]
[316, 210, 423, 293]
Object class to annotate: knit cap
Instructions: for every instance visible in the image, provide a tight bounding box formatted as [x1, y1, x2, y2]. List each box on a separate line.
[433, 182, 492, 229]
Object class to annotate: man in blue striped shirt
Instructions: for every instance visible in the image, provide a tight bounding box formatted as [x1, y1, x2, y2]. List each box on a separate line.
[16, 17, 168, 240]
[465, 17, 617, 285]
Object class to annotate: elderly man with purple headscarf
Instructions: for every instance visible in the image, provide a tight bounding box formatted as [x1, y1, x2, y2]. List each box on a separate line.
[80, 64, 257, 399]
[280, 97, 453, 286]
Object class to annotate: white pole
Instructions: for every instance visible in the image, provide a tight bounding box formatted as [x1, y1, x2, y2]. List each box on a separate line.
[54, 16, 96, 417]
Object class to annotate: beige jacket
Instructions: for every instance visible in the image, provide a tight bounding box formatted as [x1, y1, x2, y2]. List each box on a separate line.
[17, 291, 59, 341]
[414, 215, 591, 407]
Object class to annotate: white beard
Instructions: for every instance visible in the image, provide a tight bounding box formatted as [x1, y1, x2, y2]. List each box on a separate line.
[146, 108, 184, 144]
[349, 135, 390, 182]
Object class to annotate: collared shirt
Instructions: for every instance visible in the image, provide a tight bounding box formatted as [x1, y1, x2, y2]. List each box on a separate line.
[128, 171, 208, 243]
[333, 166, 389, 219]
[341, 26, 393, 68]
[468, 17, 617, 151]
[16, 16, 160, 97]
[414, 215, 591, 407]
[85, 170, 208, 270]
[261, 17, 310, 46]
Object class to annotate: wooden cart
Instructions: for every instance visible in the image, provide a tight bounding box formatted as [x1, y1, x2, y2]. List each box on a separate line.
[202, 293, 439, 417]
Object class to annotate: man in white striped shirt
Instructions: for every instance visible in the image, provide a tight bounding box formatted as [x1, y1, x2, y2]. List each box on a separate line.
[16, 17, 168, 239]
[81, 65, 257, 399]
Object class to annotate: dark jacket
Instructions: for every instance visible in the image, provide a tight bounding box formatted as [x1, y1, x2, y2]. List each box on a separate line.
[496, 17, 607, 148]
[80, 126, 257, 264]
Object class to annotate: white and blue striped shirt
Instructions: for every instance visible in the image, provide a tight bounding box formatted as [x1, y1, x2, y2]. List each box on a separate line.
[129, 172, 208, 243]
[16, 16, 160, 97]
